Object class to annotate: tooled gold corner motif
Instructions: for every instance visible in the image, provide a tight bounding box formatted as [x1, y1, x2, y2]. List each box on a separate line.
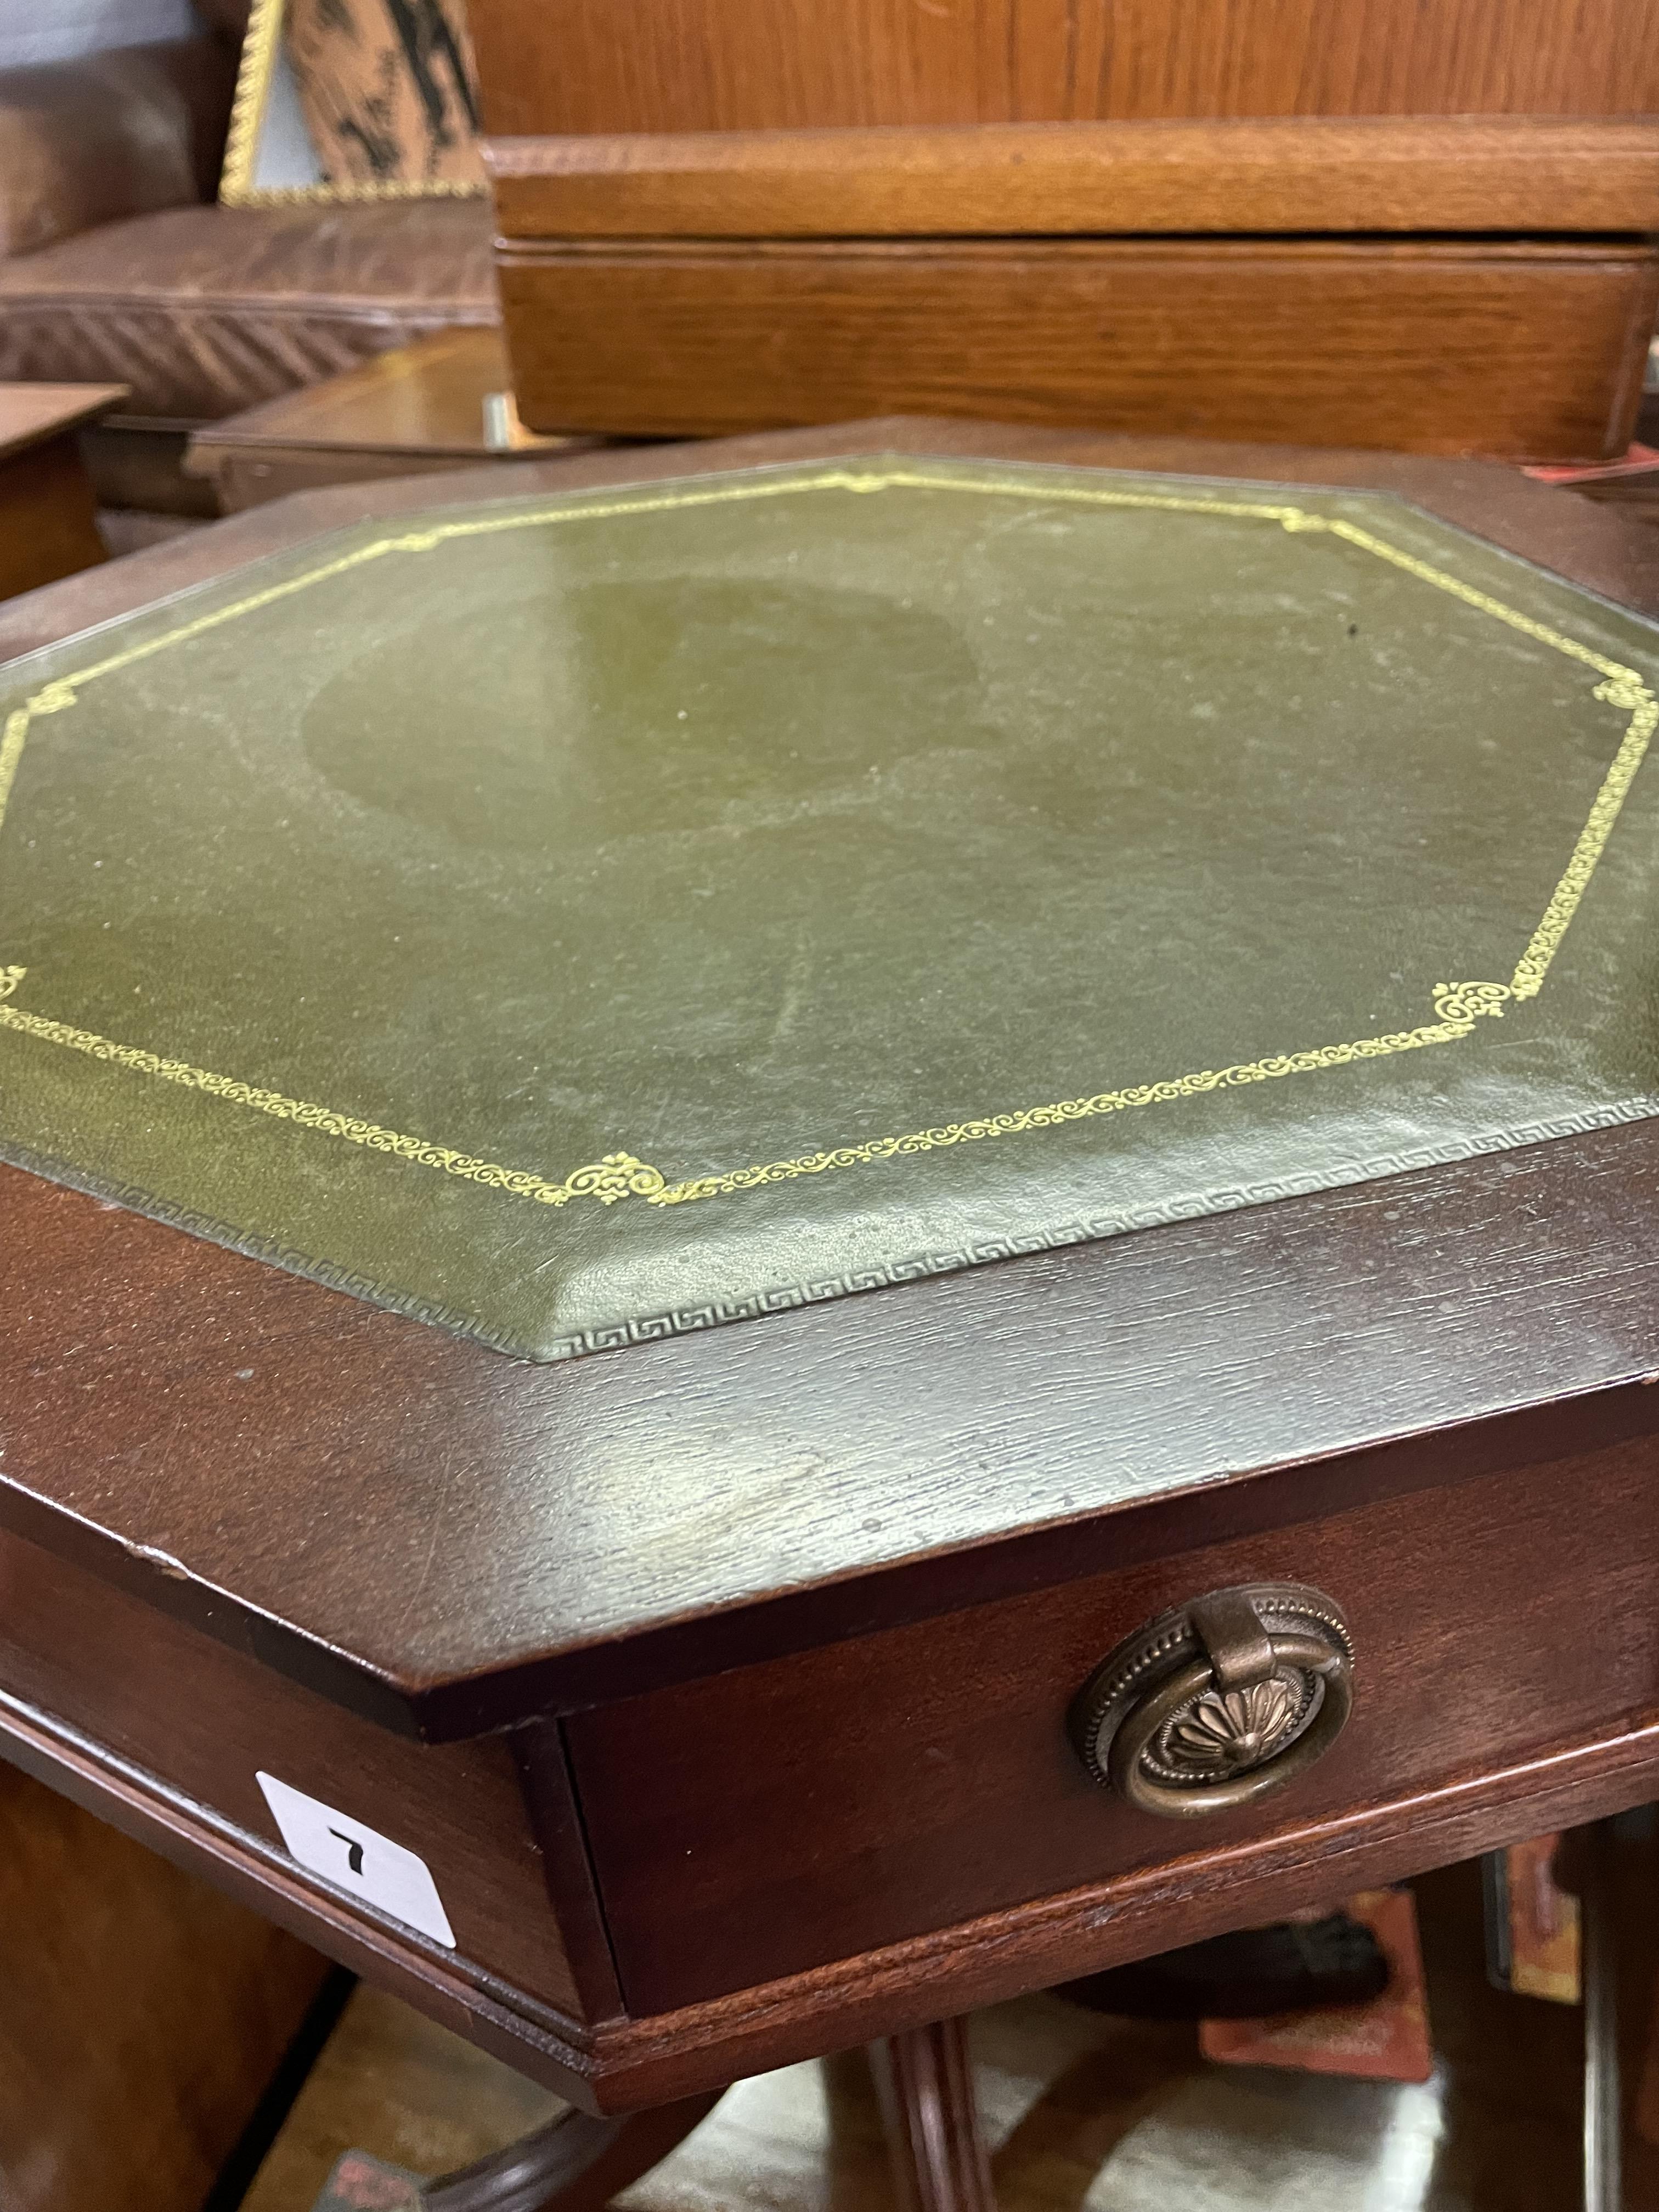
[556, 1154, 666, 1204]
[1432, 981, 1511, 1023]
[0, 467, 1654, 1216]
[0, 976, 1569, 1215]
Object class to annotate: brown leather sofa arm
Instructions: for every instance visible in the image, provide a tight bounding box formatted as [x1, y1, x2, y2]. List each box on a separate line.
[0, 37, 236, 262]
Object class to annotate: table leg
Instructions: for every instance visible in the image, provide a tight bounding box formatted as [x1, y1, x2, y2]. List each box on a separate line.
[420, 2089, 724, 2212]
[1556, 1817, 1625, 2212]
[1580, 1821, 1622, 2212]
[868, 2016, 996, 2212]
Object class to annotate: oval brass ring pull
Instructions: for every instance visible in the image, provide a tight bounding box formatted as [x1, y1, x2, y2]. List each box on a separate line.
[1070, 1583, 1353, 1819]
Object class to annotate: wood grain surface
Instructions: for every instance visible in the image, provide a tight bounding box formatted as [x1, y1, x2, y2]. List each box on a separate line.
[0, 1760, 329, 2212]
[0, 387, 126, 600]
[7, 1114, 1659, 1741]
[0, 1526, 592, 2019]
[0, 1686, 602, 2106]
[870, 2018, 995, 2212]
[466, 0, 1659, 136]
[0, 384, 128, 465]
[189, 331, 520, 459]
[486, 117, 1659, 239]
[497, 235, 1657, 458]
[183, 330, 591, 520]
[0, 438, 110, 602]
[579, 1719, 1659, 2109]
[5, 1618, 1655, 2112]
[182, 327, 584, 462]
[569, 1436, 1659, 2011]
[3, 422, 1659, 1737]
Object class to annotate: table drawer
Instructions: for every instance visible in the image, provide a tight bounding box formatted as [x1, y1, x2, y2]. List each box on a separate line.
[568, 1431, 1659, 2015]
[0, 1527, 583, 2021]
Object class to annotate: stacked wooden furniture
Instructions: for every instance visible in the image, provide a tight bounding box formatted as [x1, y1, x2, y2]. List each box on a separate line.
[472, 0, 1659, 458]
[182, 330, 588, 514]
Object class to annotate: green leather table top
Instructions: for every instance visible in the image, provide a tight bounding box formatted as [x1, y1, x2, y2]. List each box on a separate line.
[2, 455, 1656, 1361]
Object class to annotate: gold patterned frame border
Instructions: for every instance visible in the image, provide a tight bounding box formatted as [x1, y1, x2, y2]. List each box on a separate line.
[0, 465, 1655, 1216]
[219, 0, 487, 207]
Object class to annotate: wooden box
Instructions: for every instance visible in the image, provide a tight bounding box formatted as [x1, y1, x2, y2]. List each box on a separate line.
[471, 0, 1659, 459]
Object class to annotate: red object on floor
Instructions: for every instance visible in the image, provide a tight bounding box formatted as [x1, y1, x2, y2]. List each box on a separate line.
[1523, 443, 1659, 485]
[1198, 1890, 1434, 2083]
[310, 2151, 421, 2211]
[1505, 1835, 1581, 2002]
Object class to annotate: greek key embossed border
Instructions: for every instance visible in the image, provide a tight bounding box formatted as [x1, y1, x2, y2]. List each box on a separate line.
[1, 465, 1654, 1216]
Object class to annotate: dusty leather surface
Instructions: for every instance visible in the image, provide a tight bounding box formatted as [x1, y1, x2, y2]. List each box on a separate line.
[0, 198, 497, 420]
[1, 454, 1656, 1359]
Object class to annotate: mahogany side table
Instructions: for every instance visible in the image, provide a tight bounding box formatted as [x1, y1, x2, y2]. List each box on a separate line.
[2, 421, 1658, 2211]
[182, 329, 590, 515]
[0, 381, 125, 601]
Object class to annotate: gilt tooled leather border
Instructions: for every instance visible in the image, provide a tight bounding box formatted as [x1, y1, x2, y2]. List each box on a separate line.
[1, 464, 1655, 1242]
[7, 1098, 1658, 1364]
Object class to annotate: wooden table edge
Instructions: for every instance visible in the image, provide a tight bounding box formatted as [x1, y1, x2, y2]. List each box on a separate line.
[0, 382, 130, 466]
[4, 417, 1659, 1740]
[3, 1643, 1656, 2109]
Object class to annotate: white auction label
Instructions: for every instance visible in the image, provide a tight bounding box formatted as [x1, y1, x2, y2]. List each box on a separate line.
[256, 1772, 456, 1948]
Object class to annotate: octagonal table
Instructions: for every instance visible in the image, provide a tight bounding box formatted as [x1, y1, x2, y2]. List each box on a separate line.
[1, 419, 1657, 2209]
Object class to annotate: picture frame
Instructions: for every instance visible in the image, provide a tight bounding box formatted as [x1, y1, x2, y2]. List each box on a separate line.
[219, 0, 487, 207]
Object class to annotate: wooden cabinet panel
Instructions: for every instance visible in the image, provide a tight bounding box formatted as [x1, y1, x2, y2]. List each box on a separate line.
[569, 1434, 1659, 2015]
[470, 0, 1659, 136]
[499, 237, 1658, 462]
[486, 120, 1659, 242]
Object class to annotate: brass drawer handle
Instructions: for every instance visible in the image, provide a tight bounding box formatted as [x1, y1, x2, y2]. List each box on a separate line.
[1069, 1582, 1353, 1818]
